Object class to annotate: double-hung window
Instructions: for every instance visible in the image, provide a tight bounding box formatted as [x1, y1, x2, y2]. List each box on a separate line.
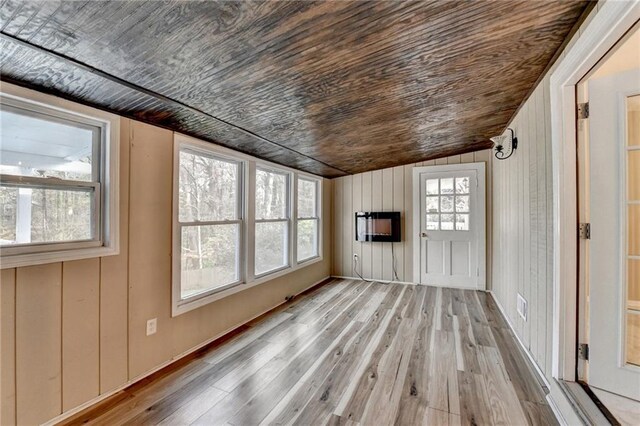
[172, 134, 322, 315]
[254, 167, 290, 276]
[296, 177, 320, 262]
[176, 148, 243, 301]
[0, 88, 118, 268]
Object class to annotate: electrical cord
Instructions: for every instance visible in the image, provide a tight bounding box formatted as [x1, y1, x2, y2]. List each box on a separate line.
[353, 244, 400, 284]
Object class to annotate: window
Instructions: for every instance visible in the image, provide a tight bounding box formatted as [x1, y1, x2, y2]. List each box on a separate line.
[425, 176, 470, 231]
[176, 148, 243, 300]
[297, 177, 320, 262]
[255, 167, 290, 276]
[0, 86, 118, 268]
[172, 134, 322, 316]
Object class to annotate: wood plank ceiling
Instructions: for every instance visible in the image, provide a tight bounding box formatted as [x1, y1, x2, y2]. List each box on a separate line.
[0, 0, 589, 177]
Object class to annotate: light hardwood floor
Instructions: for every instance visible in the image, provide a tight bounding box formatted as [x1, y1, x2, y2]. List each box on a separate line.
[62, 279, 556, 425]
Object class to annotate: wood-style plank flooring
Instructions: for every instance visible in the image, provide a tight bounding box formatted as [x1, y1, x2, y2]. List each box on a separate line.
[64, 279, 557, 426]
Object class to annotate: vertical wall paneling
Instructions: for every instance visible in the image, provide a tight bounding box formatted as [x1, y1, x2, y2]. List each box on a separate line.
[352, 173, 363, 278]
[361, 172, 373, 279]
[332, 150, 492, 284]
[371, 170, 383, 280]
[99, 118, 131, 393]
[393, 166, 405, 282]
[403, 164, 414, 281]
[62, 259, 100, 411]
[127, 122, 175, 378]
[491, 72, 559, 380]
[381, 168, 394, 281]
[15, 263, 62, 425]
[342, 176, 353, 277]
[333, 176, 343, 276]
[0, 269, 16, 425]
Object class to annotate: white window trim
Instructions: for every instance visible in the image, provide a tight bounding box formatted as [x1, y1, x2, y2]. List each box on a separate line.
[253, 165, 292, 278]
[295, 176, 322, 264]
[0, 82, 120, 269]
[172, 133, 323, 316]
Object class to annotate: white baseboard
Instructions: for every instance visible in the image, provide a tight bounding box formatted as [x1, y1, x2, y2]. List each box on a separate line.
[487, 291, 583, 426]
[44, 275, 331, 426]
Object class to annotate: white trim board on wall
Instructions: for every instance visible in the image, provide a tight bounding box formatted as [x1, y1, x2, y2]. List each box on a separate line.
[546, 0, 640, 423]
[549, 0, 640, 382]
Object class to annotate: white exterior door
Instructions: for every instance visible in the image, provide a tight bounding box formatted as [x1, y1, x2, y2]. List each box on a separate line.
[587, 68, 640, 401]
[413, 163, 486, 289]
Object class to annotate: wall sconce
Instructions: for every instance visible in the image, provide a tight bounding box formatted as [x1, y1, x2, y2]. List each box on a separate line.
[491, 128, 518, 160]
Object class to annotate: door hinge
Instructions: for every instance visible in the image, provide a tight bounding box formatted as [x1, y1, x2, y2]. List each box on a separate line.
[577, 102, 589, 119]
[476, 266, 479, 277]
[578, 223, 591, 239]
[578, 343, 589, 361]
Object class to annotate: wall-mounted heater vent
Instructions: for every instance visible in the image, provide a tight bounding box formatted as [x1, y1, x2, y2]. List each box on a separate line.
[517, 293, 528, 321]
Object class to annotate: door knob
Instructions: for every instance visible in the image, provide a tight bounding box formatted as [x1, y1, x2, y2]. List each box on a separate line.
[420, 232, 428, 238]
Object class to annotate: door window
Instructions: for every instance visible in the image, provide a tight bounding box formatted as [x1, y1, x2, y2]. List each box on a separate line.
[425, 176, 471, 231]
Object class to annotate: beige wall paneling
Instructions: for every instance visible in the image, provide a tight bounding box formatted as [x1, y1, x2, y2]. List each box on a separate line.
[381, 168, 394, 281]
[371, 170, 383, 280]
[491, 72, 557, 380]
[403, 164, 414, 281]
[1, 269, 16, 425]
[333, 176, 343, 276]
[99, 118, 131, 393]
[352, 173, 363, 278]
[127, 121, 176, 378]
[393, 166, 405, 282]
[361, 172, 373, 279]
[62, 259, 100, 411]
[15, 263, 62, 425]
[341, 175, 352, 277]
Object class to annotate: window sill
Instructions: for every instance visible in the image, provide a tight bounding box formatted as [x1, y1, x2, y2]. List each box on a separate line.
[0, 244, 119, 269]
[172, 255, 323, 317]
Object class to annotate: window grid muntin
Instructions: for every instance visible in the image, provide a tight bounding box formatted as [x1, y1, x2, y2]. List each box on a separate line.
[425, 176, 471, 231]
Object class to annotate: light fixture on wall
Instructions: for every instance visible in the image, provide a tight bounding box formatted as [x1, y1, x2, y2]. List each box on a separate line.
[491, 128, 518, 160]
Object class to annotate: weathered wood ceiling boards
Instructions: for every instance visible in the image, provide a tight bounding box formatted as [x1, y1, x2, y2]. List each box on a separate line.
[0, 0, 590, 177]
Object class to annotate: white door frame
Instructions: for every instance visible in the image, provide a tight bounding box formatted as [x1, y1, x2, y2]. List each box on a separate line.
[412, 162, 486, 288]
[550, 0, 640, 383]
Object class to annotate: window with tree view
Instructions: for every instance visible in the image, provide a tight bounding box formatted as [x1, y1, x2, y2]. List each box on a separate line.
[297, 177, 319, 262]
[178, 149, 242, 299]
[0, 101, 102, 253]
[255, 168, 290, 276]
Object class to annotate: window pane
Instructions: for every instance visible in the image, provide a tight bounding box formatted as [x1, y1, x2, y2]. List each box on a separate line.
[441, 214, 454, 230]
[297, 219, 318, 261]
[298, 179, 317, 218]
[179, 151, 239, 222]
[626, 312, 640, 366]
[456, 214, 470, 231]
[630, 205, 639, 256]
[426, 196, 439, 213]
[255, 221, 288, 275]
[455, 177, 469, 194]
[426, 214, 439, 230]
[629, 150, 639, 200]
[0, 185, 93, 245]
[426, 179, 439, 195]
[180, 224, 239, 299]
[256, 169, 288, 220]
[0, 107, 95, 181]
[440, 178, 454, 194]
[455, 195, 469, 212]
[440, 196, 454, 212]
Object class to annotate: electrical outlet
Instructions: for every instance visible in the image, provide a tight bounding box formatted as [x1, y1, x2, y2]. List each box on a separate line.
[353, 253, 358, 261]
[146, 318, 157, 336]
[517, 294, 528, 321]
